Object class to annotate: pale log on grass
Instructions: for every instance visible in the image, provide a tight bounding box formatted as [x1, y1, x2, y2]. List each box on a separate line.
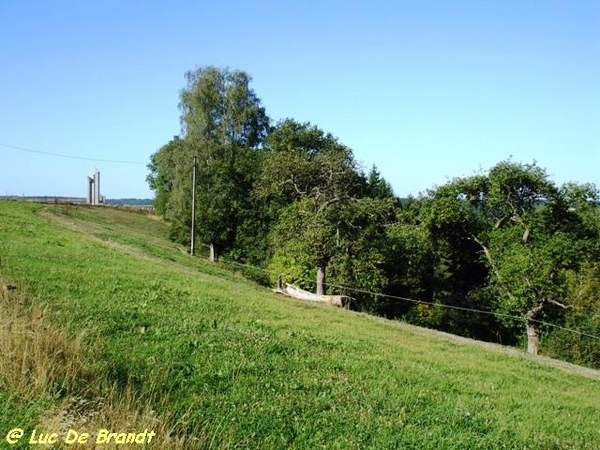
[274, 283, 351, 308]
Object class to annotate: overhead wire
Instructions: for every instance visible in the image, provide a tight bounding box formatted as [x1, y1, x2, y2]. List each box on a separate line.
[217, 254, 600, 342]
[0, 142, 147, 165]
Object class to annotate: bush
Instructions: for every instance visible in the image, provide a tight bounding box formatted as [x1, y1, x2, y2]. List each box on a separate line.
[542, 320, 600, 369]
[541, 263, 600, 369]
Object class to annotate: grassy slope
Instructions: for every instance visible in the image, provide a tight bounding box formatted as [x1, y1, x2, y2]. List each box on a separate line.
[1, 200, 599, 449]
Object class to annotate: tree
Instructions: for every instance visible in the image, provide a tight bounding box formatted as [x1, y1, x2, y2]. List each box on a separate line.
[366, 165, 395, 200]
[268, 194, 395, 307]
[421, 175, 493, 339]
[146, 136, 183, 216]
[268, 197, 339, 294]
[257, 119, 366, 294]
[256, 119, 363, 207]
[426, 161, 596, 353]
[327, 197, 397, 310]
[182, 67, 270, 261]
[479, 162, 579, 353]
[383, 218, 435, 319]
[180, 67, 269, 149]
[148, 66, 270, 259]
[542, 262, 600, 368]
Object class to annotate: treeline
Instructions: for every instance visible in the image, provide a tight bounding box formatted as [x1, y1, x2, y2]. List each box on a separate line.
[147, 66, 600, 367]
[106, 198, 154, 206]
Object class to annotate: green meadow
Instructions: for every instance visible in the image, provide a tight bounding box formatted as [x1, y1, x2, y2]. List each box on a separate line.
[0, 200, 599, 449]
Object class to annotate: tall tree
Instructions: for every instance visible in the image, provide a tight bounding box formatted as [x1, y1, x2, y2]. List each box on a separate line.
[258, 119, 366, 294]
[148, 66, 270, 259]
[366, 165, 395, 200]
[427, 161, 596, 353]
[182, 67, 270, 261]
[327, 196, 397, 309]
[421, 175, 492, 338]
[383, 217, 435, 319]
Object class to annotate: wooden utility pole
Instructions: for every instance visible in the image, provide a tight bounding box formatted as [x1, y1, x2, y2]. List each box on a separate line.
[190, 155, 197, 256]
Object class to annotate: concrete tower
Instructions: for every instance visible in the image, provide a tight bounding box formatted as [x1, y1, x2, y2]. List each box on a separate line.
[87, 175, 94, 204]
[86, 170, 102, 205]
[94, 170, 100, 205]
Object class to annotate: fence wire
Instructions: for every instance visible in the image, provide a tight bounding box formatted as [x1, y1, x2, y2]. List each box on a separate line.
[216, 254, 600, 342]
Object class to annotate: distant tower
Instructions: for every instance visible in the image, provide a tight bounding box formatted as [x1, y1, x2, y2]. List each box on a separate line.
[94, 170, 100, 204]
[86, 170, 102, 205]
[87, 175, 94, 204]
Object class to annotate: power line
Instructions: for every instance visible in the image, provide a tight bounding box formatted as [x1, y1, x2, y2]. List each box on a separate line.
[218, 256, 600, 342]
[0, 142, 147, 165]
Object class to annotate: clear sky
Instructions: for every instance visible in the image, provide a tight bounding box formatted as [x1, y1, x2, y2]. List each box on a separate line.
[1, 0, 598, 199]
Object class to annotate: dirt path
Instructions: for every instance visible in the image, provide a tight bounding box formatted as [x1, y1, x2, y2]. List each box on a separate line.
[362, 314, 600, 380]
[38, 209, 223, 283]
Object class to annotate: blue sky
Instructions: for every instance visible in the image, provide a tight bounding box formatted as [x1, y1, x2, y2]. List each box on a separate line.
[1, 0, 598, 199]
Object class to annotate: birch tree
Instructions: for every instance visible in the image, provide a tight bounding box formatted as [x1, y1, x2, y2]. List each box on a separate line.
[148, 66, 270, 258]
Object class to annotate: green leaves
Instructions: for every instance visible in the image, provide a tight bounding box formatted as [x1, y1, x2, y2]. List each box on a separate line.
[256, 119, 362, 207]
[148, 66, 270, 254]
[424, 160, 600, 351]
[180, 67, 270, 149]
[147, 66, 600, 362]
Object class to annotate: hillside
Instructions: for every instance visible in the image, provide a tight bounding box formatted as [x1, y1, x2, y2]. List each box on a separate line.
[1, 200, 599, 449]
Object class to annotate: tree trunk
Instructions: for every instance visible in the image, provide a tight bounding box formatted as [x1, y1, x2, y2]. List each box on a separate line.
[316, 265, 326, 296]
[209, 243, 217, 262]
[525, 301, 545, 355]
[526, 320, 539, 355]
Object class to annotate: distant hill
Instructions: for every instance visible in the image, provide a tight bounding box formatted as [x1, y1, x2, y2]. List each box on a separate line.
[105, 198, 153, 206]
[0, 196, 153, 207]
[0, 195, 87, 203]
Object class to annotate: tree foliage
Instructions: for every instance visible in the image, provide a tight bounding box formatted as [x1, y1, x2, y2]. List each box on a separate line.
[257, 119, 371, 293]
[424, 161, 600, 352]
[148, 67, 600, 367]
[148, 66, 269, 256]
[146, 136, 183, 216]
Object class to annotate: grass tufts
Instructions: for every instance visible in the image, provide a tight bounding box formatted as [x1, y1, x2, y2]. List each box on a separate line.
[0, 277, 206, 449]
[0, 282, 87, 401]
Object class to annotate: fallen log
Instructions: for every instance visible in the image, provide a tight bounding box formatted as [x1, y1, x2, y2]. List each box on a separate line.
[274, 283, 351, 308]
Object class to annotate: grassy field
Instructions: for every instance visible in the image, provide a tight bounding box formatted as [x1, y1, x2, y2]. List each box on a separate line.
[0, 200, 599, 449]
